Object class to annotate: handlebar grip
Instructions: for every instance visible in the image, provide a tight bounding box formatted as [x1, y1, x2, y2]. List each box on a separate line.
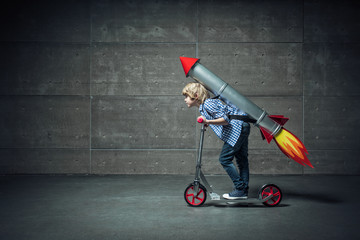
[197, 117, 204, 123]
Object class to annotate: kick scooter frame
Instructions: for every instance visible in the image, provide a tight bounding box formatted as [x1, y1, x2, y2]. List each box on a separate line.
[184, 123, 282, 207]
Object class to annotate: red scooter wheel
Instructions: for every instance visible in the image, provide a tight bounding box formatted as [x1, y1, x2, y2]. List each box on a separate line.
[184, 183, 207, 207]
[260, 184, 282, 207]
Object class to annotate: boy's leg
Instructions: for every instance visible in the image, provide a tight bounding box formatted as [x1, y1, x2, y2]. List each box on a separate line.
[219, 143, 243, 190]
[220, 143, 248, 200]
[219, 123, 250, 199]
[235, 123, 250, 191]
[235, 144, 249, 190]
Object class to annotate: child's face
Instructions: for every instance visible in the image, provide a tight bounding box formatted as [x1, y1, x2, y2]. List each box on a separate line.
[184, 95, 198, 108]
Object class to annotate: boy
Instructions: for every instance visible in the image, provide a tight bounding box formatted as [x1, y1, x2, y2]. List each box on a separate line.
[182, 82, 250, 199]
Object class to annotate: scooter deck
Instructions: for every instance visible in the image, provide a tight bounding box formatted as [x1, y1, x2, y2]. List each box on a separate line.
[209, 192, 273, 203]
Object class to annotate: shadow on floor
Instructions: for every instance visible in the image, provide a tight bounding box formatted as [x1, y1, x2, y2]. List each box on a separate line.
[284, 190, 343, 204]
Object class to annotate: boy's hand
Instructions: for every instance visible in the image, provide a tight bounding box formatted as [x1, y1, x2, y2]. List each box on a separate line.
[197, 116, 209, 127]
[197, 116, 205, 123]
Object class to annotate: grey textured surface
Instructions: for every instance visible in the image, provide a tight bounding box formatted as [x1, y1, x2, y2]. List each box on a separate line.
[0, 175, 359, 240]
[198, 0, 303, 42]
[0, 0, 359, 175]
[0, 96, 89, 148]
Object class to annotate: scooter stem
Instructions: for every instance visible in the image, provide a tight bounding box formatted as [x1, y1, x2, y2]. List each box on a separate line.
[195, 125, 206, 175]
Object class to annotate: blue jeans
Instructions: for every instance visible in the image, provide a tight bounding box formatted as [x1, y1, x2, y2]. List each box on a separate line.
[219, 122, 250, 190]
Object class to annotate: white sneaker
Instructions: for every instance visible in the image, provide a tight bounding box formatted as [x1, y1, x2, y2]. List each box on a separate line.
[223, 189, 248, 200]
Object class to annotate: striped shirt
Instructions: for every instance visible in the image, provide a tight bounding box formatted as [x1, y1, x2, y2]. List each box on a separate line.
[199, 98, 247, 147]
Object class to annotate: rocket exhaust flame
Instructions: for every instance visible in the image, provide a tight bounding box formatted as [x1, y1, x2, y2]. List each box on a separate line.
[274, 128, 313, 168]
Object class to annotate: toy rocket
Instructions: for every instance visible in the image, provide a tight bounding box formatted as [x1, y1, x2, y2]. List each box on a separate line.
[180, 56, 313, 168]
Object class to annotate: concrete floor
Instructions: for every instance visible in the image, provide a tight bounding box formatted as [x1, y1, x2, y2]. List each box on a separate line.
[0, 174, 359, 240]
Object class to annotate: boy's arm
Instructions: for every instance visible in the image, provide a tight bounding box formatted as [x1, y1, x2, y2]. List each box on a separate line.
[199, 116, 229, 126]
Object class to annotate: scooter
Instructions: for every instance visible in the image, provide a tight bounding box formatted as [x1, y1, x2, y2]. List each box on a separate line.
[184, 118, 282, 207]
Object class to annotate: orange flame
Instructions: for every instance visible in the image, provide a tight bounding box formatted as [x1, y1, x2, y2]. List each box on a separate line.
[274, 128, 313, 168]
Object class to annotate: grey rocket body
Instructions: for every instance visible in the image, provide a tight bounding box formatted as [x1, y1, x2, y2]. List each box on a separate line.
[180, 56, 313, 168]
[183, 57, 283, 137]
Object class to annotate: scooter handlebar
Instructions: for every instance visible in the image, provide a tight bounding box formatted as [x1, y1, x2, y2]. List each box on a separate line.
[197, 117, 204, 123]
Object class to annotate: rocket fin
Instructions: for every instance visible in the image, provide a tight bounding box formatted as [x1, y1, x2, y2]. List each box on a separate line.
[179, 57, 200, 77]
[260, 127, 273, 144]
[268, 115, 289, 126]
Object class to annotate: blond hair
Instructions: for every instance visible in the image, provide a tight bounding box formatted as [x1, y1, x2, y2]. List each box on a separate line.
[182, 82, 210, 104]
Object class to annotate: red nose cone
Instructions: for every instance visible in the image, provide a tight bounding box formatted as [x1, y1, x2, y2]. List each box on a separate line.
[179, 56, 199, 77]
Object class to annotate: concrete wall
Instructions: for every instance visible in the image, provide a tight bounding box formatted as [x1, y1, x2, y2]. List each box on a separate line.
[1, 0, 359, 175]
